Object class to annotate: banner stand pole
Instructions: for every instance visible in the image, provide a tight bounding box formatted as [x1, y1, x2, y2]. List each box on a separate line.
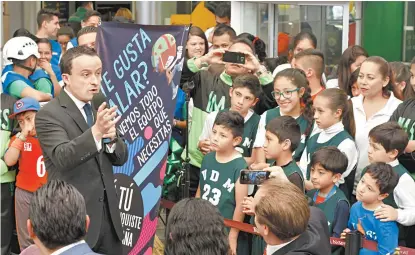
[181, 81, 195, 199]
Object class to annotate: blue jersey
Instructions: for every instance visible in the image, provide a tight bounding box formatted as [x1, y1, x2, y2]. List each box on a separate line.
[69, 37, 78, 48]
[348, 201, 398, 255]
[2, 64, 13, 76]
[2, 72, 34, 96]
[50, 40, 62, 66]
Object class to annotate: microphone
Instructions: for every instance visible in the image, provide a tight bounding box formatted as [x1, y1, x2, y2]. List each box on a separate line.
[92, 92, 111, 144]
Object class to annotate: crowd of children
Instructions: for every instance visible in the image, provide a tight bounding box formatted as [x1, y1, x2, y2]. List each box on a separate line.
[194, 55, 415, 255]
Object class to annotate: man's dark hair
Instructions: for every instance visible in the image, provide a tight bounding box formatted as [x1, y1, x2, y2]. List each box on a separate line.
[83, 10, 101, 22]
[29, 180, 87, 250]
[213, 24, 236, 40]
[215, 2, 231, 19]
[60, 45, 99, 75]
[291, 31, 318, 50]
[311, 147, 348, 175]
[214, 111, 244, 138]
[165, 198, 229, 255]
[13, 28, 39, 43]
[231, 38, 255, 54]
[266, 116, 301, 152]
[37, 9, 60, 29]
[233, 74, 262, 99]
[369, 122, 409, 157]
[365, 163, 399, 194]
[294, 48, 325, 78]
[77, 26, 98, 38]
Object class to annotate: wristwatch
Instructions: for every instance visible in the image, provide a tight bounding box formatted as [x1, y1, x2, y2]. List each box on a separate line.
[16, 132, 26, 142]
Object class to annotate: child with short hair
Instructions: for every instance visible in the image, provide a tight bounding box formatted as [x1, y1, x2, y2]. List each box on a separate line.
[196, 111, 248, 255]
[4, 97, 47, 251]
[263, 116, 305, 191]
[243, 115, 305, 255]
[344, 163, 399, 255]
[364, 122, 415, 228]
[307, 147, 350, 238]
[199, 74, 261, 165]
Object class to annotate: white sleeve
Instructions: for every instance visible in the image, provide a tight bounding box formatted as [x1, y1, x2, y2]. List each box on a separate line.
[253, 112, 267, 148]
[66, 41, 74, 50]
[199, 112, 216, 141]
[299, 146, 308, 179]
[337, 139, 359, 184]
[395, 173, 415, 226]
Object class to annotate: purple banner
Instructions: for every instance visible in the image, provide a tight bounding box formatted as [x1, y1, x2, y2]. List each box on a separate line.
[96, 22, 189, 255]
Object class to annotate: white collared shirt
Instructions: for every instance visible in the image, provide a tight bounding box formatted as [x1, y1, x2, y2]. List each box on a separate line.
[386, 159, 415, 226]
[299, 122, 358, 184]
[266, 239, 295, 255]
[65, 88, 116, 153]
[351, 93, 402, 193]
[50, 240, 86, 255]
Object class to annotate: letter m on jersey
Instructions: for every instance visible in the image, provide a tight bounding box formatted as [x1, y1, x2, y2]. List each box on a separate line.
[222, 178, 235, 193]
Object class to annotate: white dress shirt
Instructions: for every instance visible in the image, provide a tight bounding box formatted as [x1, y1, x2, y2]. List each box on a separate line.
[265, 239, 295, 255]
[65, 88, 116, 153]
[50, 240, 86, 255]
[351, 93, 402, 193]
[387, 159, 415, 226]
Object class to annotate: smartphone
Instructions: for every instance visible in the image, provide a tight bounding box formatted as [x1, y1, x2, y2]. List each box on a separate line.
[222, 51, 246, 64]
[239, 169, 270, 185]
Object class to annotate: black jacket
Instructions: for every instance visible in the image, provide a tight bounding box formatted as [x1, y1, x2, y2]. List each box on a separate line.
[35, 90, 128, 248]
[272, 207, 331, 255]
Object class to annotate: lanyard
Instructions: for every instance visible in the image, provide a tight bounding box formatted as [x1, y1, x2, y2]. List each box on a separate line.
[313, 185, 337, 203]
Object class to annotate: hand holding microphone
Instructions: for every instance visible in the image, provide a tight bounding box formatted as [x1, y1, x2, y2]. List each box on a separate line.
[91, 93, 120, 143]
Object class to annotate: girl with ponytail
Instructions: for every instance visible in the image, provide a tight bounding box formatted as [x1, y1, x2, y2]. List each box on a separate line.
[299, 88, 358, 198]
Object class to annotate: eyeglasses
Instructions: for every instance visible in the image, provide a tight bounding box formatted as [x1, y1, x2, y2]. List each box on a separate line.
[271, 88, 300, 100]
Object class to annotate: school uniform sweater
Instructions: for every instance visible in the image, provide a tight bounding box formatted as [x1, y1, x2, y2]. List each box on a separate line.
[299, 122, 358, 184]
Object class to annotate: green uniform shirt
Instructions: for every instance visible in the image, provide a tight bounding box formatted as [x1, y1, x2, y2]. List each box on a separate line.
[0, 94, 17, 183]
[305, 131, 353, 179]
[199, 152, 247, 220]
[307, 188, 349, 233]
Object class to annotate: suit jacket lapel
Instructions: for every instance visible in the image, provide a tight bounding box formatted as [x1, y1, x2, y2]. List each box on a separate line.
[59, 90, 89, 133]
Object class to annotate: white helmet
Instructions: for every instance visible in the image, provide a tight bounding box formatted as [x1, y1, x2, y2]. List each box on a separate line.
[3, 36, 40, 61]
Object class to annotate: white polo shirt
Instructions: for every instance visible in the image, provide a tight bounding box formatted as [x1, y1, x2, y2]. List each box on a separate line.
[351, 93, 402, 193]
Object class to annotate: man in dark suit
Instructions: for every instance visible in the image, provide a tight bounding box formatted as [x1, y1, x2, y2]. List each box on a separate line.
[253, 178, 331, 255]
[26, 180, 101, 255]
[35, 46, 128, 254]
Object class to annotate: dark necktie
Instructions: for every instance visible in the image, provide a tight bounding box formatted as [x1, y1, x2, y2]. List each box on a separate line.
[83, 103, 93, 127]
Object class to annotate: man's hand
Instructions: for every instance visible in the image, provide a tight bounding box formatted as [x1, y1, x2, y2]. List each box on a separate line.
[238, 51, 261, 73]
[249, 162, 269, 170]
[263, 166, 289, 182]
[198, 139, 212, 155]
[91, 102, 120, 141]
[374, 204, 398, 222]
[340, 228, 351, 239]
[242, 196, 255, 216]
[103, 126, 117, 141]
[201, 49, 225, 65]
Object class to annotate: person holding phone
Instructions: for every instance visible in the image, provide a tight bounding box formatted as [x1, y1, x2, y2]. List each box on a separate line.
[182, 37, 273, 198]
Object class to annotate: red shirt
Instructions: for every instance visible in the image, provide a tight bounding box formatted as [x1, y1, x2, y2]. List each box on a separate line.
[9, 136, 47, 192]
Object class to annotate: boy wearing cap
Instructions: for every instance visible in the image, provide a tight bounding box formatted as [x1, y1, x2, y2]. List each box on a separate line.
[4, 97, 47, 251]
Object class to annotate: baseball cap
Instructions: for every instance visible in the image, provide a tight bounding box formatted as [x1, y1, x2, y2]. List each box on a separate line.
[9, 97, 40, 119]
